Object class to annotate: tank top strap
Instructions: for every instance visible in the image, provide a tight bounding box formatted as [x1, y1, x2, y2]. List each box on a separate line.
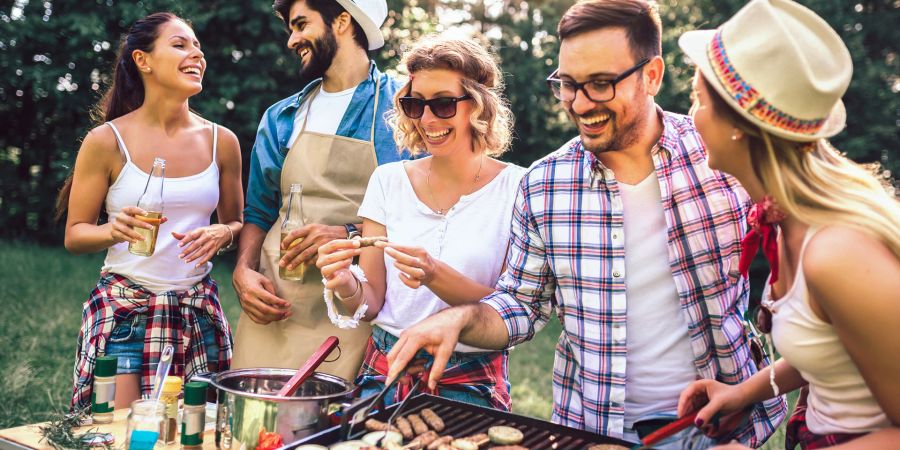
[211, 122, 218, 162]
[105, 122, 132, 163]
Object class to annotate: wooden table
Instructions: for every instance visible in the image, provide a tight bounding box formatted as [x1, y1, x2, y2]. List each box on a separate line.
[0, 409, 217, 450]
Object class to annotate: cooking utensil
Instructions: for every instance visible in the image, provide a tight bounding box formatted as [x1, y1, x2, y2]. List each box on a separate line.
[192, 368, 353, 450]
[276, 336, 339, 397]
[149, 345, 174, 401]
[633, 411, 697, 449]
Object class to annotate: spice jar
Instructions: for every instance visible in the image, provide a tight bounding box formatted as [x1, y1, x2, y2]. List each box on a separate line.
[180, 382, 208, 450]
[161, 376, 183, 444]
[125, 399, 167, 450]
[91, 355, 118, 424]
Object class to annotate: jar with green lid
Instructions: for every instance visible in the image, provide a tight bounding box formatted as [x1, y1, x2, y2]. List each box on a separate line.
[91, 355, 118, 424]
[181, 381, 208, 449]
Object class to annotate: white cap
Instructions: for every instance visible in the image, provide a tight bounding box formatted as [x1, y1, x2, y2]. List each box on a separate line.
[334, 0, 388, 50]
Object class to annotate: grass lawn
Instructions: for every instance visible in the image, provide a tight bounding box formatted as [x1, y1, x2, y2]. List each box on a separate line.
[0, 240, 790, 448]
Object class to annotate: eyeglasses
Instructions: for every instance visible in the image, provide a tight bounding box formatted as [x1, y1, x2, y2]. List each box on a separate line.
[546, 58, 650, 103]
[398, 94, 472, 119]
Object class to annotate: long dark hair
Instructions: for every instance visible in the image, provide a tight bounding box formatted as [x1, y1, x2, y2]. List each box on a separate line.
[55, 12, 184, 221]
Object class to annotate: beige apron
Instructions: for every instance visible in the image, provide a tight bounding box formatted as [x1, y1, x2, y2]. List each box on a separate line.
[232, 81, 379, 381]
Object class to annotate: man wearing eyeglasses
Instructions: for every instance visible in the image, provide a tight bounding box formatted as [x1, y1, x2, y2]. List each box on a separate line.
[231, 0, 408, 381]
[386, 0, 785, 448]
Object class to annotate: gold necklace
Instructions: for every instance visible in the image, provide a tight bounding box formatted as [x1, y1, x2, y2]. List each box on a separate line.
[426, 153, 485, 215]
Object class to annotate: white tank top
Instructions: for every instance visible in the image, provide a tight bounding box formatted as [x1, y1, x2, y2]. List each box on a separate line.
[101, 122, 221, 293]
[766, 228, 890, 435]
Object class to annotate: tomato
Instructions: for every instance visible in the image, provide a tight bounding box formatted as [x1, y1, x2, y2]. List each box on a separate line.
[257, 428, 284, 450]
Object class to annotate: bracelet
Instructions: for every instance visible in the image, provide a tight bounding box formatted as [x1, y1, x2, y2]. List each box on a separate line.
[335, 276, 362, 301]
[323, 264, 369, 329]
[216, 224, 235, 256]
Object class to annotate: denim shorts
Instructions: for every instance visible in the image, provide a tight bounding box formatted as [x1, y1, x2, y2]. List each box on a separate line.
[105, 313, 219, 374]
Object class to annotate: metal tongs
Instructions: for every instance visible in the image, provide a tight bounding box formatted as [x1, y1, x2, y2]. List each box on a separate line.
[339, 361, 431, 441]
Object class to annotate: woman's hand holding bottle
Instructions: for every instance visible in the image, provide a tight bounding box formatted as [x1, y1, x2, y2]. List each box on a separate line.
[110, 206, 167, 245]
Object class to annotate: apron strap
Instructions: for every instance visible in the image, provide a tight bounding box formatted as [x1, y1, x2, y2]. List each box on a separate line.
[298, 84, 322, 134]
[369, 76, 381, 143]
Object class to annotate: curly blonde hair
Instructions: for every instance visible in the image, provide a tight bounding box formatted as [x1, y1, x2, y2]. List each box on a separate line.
[388, 35, 514, 157]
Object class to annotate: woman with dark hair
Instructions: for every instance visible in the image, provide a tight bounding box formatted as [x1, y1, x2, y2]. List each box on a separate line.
[316, 35, 522, 410]
[676, 0, 899, 448]
[62, 12, 242, 410]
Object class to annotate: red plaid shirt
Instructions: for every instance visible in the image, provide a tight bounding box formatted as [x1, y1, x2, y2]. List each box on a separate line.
[71, 273, 232, 409]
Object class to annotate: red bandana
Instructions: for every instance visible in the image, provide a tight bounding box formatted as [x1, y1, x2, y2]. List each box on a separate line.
[739, 196, 785, 285]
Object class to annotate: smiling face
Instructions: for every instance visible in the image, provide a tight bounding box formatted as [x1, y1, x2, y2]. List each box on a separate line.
[407, 69, 474, 156]
[139, 19, 205, 96]
[286, 0, 338, 83]
[689, 70, 750, 174]
[558, 27, 654, 154]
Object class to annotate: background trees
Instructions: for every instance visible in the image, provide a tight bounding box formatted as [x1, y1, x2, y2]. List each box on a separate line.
[1, 0, 896, 242]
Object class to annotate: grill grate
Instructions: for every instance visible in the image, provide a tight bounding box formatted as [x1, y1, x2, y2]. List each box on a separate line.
[284, 394, 635, 449]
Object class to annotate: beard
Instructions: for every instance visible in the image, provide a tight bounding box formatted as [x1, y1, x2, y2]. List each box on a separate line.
[297, 28, 338, 85]
[569, 83, 650, 155]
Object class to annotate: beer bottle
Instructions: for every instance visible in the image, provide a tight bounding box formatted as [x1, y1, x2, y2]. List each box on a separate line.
[129, 157, 165, 256]
[280, 183, 306, 280]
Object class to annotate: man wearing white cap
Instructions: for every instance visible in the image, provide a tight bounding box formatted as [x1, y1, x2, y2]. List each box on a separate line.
[231, 0, 408, 380]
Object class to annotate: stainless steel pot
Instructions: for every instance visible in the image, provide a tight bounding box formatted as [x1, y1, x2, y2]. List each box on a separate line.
[193, 368, 354, 450]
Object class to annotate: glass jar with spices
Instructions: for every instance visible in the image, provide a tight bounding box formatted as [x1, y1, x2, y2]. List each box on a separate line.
[161, 376, 183, 444]
[91, 355, 118, 424]
[125, 399, 167, 450]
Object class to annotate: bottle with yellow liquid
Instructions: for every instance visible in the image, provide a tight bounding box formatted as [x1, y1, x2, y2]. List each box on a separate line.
[129, 157, 166, 256]
[280, 183, 306, 280]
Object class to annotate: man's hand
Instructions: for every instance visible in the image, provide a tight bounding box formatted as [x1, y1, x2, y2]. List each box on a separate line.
[280, 223, 347, 270]
[232, 265, 291, 324]
[387, 306, 472, 390]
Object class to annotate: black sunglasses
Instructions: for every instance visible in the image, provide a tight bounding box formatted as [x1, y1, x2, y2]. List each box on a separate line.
[546, 58, 650, 103]
[398, 94, 473, 119]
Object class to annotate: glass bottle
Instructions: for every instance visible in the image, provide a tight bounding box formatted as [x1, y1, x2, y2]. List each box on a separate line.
[129, 157, 166, 256]
[91, 355, 118, 424]
[161, 376, 182, 444]
[180, 382, 208, 450]
[125, 399, 167, 450]
[279, 183, 306, 280]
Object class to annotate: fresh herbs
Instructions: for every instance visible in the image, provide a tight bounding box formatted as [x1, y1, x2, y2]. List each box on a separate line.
[38, 407, 113, 450]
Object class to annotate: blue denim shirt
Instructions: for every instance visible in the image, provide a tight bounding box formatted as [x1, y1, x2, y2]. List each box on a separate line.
[244, 61, 409, 231]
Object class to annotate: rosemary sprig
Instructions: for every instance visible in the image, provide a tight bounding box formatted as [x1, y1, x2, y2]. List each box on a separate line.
[38, 407, 113, 450]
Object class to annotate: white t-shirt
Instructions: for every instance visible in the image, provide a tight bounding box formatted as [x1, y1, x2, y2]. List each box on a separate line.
[358, 161, 525, 352]
[619, 173, 698, 427]
[288, 85, 356, 147]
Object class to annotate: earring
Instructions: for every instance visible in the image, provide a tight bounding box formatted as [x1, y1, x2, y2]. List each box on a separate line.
[142, 67, 151, 73]
[731, 132, 739, 141]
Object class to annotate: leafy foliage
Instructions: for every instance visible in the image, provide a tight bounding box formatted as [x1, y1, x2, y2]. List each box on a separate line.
[0, 0, 896, 242]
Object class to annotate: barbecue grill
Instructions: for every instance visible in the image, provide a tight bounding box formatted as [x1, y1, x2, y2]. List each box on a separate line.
[283, 393, 636, 449]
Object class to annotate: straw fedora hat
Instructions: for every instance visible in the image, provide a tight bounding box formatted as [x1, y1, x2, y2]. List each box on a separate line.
[679, 0, 852, 142]
[335, 0, 388, 50]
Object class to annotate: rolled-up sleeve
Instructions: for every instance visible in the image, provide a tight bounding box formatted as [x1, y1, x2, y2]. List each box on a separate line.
[244, 107, 284, 231]
[481, 176, 555, 347]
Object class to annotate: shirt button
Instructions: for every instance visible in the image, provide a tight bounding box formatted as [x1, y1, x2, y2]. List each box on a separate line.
[613, 270, 622, 278]
[612, 232, 620, 241]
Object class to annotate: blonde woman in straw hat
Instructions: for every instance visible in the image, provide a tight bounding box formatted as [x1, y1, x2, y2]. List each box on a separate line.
[675, 0, 900, 448]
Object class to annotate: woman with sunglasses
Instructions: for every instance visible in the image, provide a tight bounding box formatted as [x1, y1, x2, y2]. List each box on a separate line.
[674, 1, 900, 448]
[316, 35, 522, 410]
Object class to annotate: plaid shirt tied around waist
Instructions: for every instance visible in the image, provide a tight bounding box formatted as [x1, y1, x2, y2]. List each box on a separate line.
[482, 110, 785, 446]
[71, 273, 233, 410]
[356, 334, 511, 411]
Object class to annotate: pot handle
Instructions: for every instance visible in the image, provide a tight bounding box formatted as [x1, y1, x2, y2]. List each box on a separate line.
[190, 372, 213, 384]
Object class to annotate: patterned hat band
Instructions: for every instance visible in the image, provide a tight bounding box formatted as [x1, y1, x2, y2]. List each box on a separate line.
[707, 31, 827, 135]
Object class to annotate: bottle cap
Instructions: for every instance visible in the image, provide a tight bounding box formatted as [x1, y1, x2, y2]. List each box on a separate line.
[95, 356, 118, 377]
[183, 381, 208, 405]
[162, 376, 183, 395]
